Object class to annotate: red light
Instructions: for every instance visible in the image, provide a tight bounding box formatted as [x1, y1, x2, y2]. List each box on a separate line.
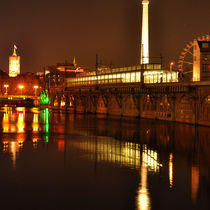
[59, 68, 84, 73]
[58, 140, 65, 152]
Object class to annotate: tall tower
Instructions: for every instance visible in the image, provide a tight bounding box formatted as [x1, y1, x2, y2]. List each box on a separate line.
[193, 39, 200, 82]
[141, 0, 149, 64]
[9, 45, 20, 77]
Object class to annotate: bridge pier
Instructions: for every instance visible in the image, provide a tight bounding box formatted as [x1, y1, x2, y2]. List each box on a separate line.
[47, 83, 210, 126]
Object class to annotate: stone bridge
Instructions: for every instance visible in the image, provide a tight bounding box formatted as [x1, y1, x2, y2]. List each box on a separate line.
[47, 82, 210, 126]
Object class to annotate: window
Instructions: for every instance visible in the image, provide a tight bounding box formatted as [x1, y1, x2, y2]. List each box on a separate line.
[202, 43, 209, 49]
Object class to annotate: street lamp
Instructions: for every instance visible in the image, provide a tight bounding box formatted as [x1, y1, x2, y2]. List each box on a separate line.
[170, 62, 174, 72]
[170, 62, 174, 82]
[18, 85, 24, 96]
[4, 84, 9, 95]
[33, 85, 39, 96]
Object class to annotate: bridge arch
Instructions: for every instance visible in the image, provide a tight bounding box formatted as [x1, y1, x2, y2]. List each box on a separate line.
[75, 96, 86, 113]
[122, 95, 139, 117]
[96, 96, 108, 115]
[141, 94, 155, 118]
[108, 95, 122, 116]
[53, 95, 61, 107]
[177, 95, 194, 122]
[156, 95, 172, 119]
[60, 95, 68, 108]
[201, 95, 210, 121]
[69, 95, 75, 108]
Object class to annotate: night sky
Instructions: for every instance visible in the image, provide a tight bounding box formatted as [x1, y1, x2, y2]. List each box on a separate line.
[0, 0, 209, 73]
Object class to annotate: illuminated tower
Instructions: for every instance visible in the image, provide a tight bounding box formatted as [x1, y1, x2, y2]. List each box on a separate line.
[141, 0, 149, 64]
[9, 45, 20, 77]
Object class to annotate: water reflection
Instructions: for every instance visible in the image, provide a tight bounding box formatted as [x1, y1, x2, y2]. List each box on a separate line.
[3, 139, 25, 168]
[137, 164, 150, 210]
[191, 165, 199, 203]
[66, 115, 210, 209]
[71, 136, 162, 210]
[3, 112, 9, 132]
[33, 113, 39, 132]
[32, 138, 39, 149]
[169, 153, 173, 188]
[17, 112, 25, 133]
[73, 136, 162, 170]
[0, 110, 209, 210]
[0, 107, 48, 168]
[41, 108, 49, 142]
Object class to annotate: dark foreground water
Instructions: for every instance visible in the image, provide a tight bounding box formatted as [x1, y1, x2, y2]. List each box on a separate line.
[0, 107, 209, 210]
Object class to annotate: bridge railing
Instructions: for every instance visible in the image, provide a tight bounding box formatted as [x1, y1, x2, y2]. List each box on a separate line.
[0, 95, 40, 100]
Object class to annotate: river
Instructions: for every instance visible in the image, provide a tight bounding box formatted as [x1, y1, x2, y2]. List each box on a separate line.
[0, 107, 209, 210]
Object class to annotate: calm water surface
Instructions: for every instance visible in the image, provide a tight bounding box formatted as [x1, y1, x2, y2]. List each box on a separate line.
[0, 107, 209, 210]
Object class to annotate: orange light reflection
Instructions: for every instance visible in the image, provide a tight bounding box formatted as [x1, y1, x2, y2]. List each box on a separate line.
[169, 153, 173, 188]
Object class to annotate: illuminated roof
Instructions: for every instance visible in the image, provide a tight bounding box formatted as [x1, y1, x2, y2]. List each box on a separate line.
[57, 66, 84, 73]
[76, 64, 163, 77]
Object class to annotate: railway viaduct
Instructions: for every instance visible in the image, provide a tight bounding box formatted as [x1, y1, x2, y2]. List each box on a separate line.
[46, 81, 210, 126]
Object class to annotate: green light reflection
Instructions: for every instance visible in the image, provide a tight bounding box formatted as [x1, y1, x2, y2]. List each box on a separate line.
[41, 108, 50, 143]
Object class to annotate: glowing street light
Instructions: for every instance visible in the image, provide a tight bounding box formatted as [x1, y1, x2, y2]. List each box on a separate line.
[18, 85, 24, 95]
[170, 62, 174, 82]
[4, 84, 9, 95]
[33, 85, 39, 96]
[170, 62, 174, 73]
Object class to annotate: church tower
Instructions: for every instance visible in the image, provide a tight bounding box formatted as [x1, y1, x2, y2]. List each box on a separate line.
[141, 0, 149, 64]
[9, 45, 20, 77]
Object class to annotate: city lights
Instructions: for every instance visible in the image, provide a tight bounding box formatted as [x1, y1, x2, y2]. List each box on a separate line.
[18, 85, 24, 95]
[33, 85, 39, 96]
[0, 1, 208, 209]
[40, 91, 50, 105]
[4, 84, 9, 95]
[9, 45, 20, 77]
[141, 0, 149, 64]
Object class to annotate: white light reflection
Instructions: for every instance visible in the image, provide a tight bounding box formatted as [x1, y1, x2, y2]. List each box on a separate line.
[4, 140, 25, 169]
[169, 153, 173, 188]
[32, 113, 39, 132]
[137, 164, 151, 210]
[142, 145, 161, 172]
[136, 144, 163, 210]
[3, 112, 9, 133]
[72, 138, 162, 171]
[70, 136, 162, 210]
[17, 113, 25, 133]
[10, 141, 17, 168]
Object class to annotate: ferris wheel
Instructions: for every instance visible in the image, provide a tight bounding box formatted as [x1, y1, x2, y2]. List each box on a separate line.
[178, 34, 210, 81]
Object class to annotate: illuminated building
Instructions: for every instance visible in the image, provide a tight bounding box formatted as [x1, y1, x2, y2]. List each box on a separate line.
[9, 45, 20, 77]
[193, 38, 210, 81]
[66, 64, 178, 87]
[65, 0, 179, 87]
[44, 60, 86, 91]
[141, 0, 149, 64]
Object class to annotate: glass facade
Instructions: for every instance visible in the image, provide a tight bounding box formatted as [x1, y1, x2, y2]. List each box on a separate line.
[66, 64, 178, 87]
[144, 71, 178, 83]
